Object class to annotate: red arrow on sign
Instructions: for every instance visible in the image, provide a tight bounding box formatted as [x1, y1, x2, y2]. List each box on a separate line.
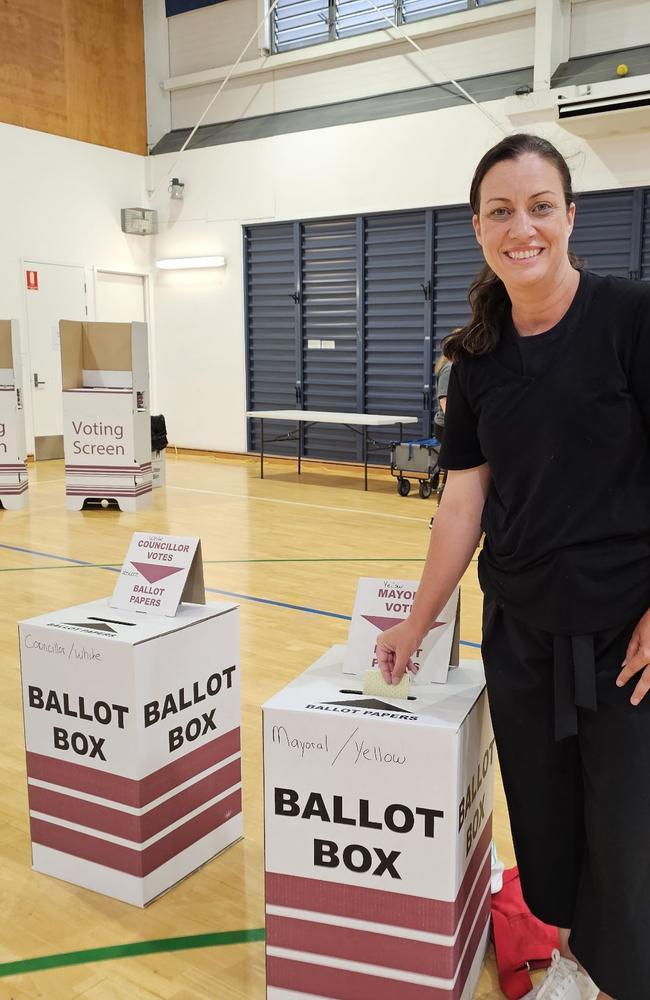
[362, 614, 445, 633]
[131, 561, 184, 584]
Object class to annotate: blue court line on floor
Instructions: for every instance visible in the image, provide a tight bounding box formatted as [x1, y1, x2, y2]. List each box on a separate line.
[0, 542, 481, 646]
[206, 587, 351, 620]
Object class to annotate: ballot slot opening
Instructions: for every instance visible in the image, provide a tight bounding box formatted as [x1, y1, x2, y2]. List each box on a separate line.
[340, 687, 417, 701]
[88, 616, 137, 627]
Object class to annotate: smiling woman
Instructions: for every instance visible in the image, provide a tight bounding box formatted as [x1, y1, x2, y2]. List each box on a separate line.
[375, 133, 650, 1000]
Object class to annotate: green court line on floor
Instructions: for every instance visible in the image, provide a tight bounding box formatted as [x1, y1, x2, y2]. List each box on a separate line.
[0, 928, 266, 979]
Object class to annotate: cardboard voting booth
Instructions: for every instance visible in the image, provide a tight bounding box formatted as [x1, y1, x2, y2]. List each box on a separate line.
[343, 578, 460, 685]
[19, 534, 242, 907]
[59, 321, 152, 511]
[0, 320, 28, 509]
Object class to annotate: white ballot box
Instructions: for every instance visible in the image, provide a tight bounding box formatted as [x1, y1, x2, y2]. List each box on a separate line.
[0, 319, 28, 509]
[19, 597, 242, 906]
[60, 320, 152, 511]
[263, 645, 494, 1000]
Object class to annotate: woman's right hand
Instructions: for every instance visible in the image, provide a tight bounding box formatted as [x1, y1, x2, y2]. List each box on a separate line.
[375, 619, 426, 686]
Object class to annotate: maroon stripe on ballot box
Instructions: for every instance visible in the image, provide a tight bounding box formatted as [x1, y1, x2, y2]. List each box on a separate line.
[30, 787, 242, 876]
[267, 893, 491, 1000]
[266, 818, 491, 936]
[0, 483, 28, 493]
[28, 758, 242, 842]
[26, 727, 241, 807]
[266, 855, 490, 979]
[65, 464, 152, 471]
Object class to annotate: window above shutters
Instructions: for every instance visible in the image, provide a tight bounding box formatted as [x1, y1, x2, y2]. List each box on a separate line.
[273, 0, 331, 52]
[402, 0, 466, 28]
[272, 0, 510, 54]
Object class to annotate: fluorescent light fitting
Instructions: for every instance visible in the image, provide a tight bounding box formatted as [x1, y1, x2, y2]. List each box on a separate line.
[156, 256, 226, 270]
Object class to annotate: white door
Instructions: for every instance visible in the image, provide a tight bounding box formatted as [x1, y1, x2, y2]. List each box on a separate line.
[24, 261, 88, 459]
[95, 271, 146, 323]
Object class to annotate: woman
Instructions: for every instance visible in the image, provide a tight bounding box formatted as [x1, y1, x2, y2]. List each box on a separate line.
[376, 133, 650, 1000]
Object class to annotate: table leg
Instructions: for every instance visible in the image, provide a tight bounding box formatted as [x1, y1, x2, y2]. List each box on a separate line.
[298, 421, 302, 475]
[260, 419, 265, 480]
[399, 422, 403, 443]
[363, 425, 368, 491]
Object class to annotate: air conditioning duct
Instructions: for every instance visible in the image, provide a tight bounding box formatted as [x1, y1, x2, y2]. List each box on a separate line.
[504, 73, 650, 138]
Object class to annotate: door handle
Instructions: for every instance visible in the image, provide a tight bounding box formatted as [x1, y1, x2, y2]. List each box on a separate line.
[33, 373, 45, 387]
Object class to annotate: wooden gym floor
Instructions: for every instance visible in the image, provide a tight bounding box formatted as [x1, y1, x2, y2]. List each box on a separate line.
[0, 452, 516, 1000]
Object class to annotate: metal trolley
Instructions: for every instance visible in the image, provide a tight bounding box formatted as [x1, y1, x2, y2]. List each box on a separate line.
[390, 437, 441, 499]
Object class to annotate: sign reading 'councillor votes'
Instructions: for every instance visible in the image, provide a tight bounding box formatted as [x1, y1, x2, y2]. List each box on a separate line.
[110, 532, 205, 617]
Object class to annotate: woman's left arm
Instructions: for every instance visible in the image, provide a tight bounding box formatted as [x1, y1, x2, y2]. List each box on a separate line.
[617, 608, 650, 704]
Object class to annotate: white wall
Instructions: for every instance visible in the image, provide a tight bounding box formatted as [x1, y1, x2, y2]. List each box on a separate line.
[167, 5, 536, 128]
[147, 104, 650, 453]
[570, 0, 650, 59]
[169, 0, 259, 77]
[0, 122, 151, 448]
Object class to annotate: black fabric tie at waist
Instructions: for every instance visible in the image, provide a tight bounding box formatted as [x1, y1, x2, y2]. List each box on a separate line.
[552, 634, 598, 741]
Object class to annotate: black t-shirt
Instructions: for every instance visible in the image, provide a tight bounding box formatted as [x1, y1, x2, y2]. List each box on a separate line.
[439, 269, 650, 635]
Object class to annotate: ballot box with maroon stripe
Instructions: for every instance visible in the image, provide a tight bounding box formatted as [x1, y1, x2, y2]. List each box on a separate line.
[0, 319, 28, 509]
[19, 596, 241, 906]
[263, 645, 494, 999]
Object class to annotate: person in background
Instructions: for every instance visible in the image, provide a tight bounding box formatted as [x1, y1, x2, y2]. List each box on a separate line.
[376, 132, 650, 1000]
[433, 346, 453, 445]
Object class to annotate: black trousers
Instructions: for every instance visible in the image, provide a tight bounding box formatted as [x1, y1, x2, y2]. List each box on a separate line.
[481, 600, 650, 1000]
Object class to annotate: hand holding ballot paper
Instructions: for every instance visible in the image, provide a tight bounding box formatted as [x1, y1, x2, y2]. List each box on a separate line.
[375, 616, 429, 684]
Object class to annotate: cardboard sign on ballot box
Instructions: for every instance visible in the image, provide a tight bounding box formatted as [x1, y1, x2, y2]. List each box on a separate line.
[343, 578, 461, 684]
[263, 645, 494, 1000]
[18, 534, 242, 907]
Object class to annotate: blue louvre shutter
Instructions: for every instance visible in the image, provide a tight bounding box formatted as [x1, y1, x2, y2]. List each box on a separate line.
[641, 189, 650, 281]
[432, 205, 483, 352]
[364, 211, 429, 461]
[570, 190, 636, 277]
[402, 0, 466, 26]
[245, 224, 298, 455]
[301, 219, 359, 460]
[273, 0, 330, 52]
[336, 0, 397, 39]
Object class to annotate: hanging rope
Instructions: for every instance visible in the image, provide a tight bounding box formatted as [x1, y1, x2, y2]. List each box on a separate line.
[150, 0, 507, 198]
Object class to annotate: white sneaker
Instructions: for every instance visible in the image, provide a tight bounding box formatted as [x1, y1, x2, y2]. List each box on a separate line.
[523, 950, 599, 1000]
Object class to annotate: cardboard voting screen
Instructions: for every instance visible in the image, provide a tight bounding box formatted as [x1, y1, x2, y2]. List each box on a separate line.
[110, 532, 205, 616]
[342, 577, 460, 684]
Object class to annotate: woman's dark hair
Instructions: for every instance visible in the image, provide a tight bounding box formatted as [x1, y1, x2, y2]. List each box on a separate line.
[444, 133, 582, 361]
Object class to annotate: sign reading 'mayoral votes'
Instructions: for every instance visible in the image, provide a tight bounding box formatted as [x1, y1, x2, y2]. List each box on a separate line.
[342, 577, 460, 684]
[110, 532, 205, 616]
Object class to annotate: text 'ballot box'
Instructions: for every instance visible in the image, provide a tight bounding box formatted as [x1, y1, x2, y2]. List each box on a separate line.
[19, 597, 242, 906]
[263, 646, 494, 1000]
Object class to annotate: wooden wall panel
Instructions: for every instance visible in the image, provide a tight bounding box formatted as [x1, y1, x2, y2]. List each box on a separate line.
[0, 0, 147, 155]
